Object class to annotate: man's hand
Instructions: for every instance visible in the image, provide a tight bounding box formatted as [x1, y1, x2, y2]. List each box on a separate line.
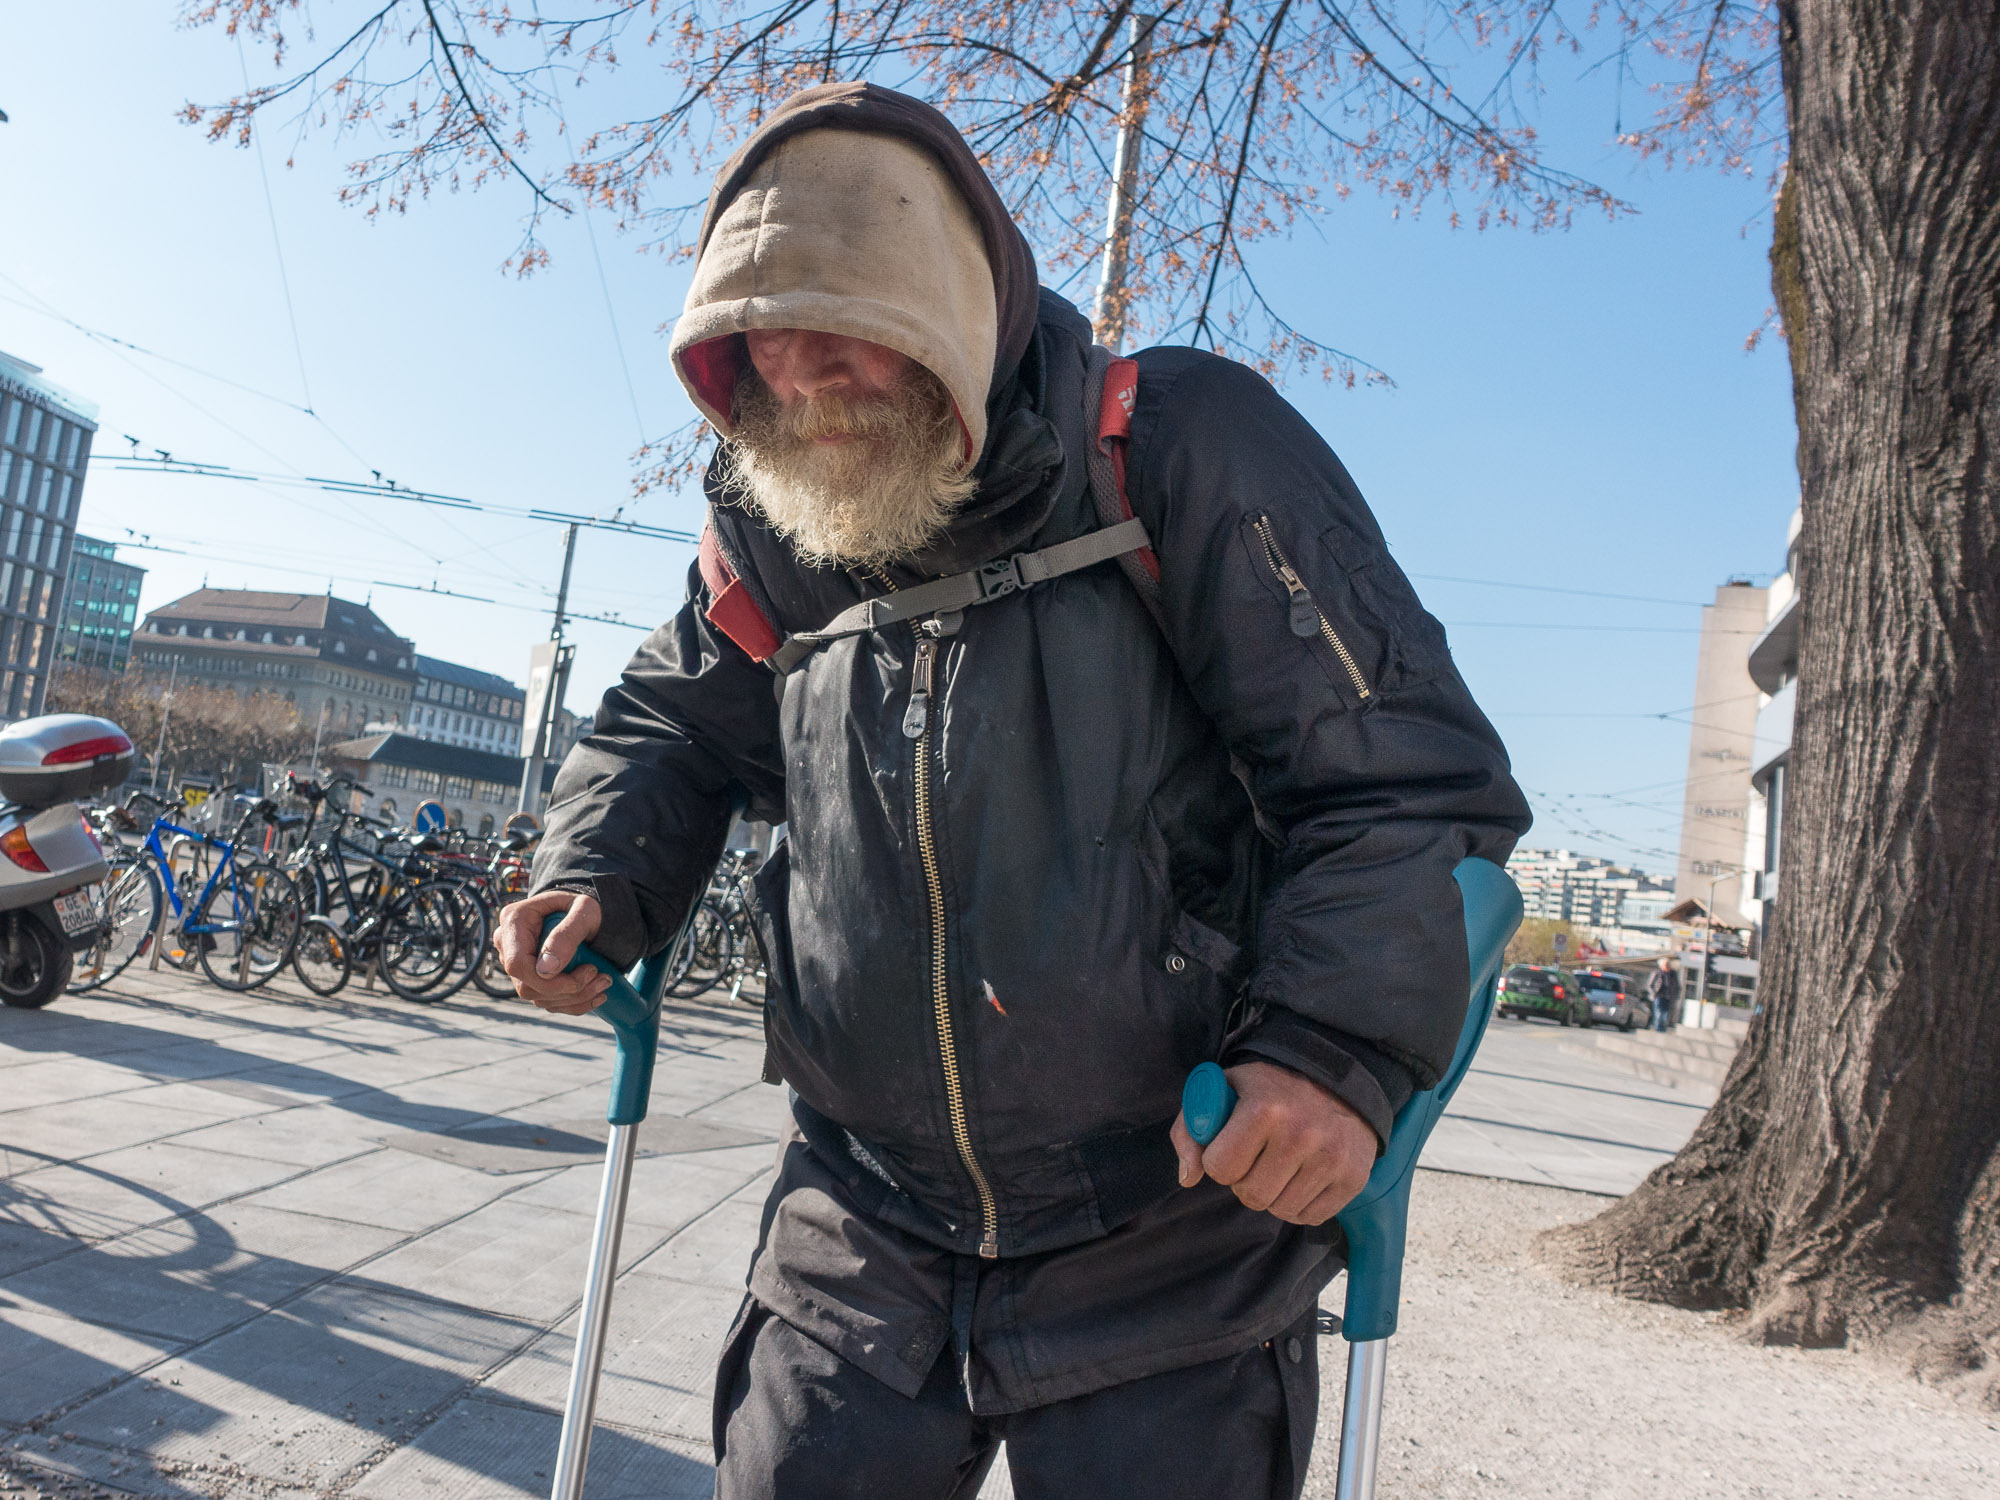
[1170, 1061, 1376, 1226]
[494, 891, 612, 1015]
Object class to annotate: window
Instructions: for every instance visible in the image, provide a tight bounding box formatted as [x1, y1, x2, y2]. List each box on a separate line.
[443, 774, 474, 798]
[23, 409, 41, 456]
[1, 398, 17, 446]
[43, 419, 62, 461]
[396, 657, 407, 669]
[64, 427, 82, 469]
[333, 640, 346, 654]
[263, 631, 274, 643]
[202, 625, 214, 639]
[366, 648, 377, 662]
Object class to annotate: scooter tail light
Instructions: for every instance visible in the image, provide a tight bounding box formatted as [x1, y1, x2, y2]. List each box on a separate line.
[79, 815, 103, 855]
[1, 825, 49, 873]
[40, 733, 134, 766]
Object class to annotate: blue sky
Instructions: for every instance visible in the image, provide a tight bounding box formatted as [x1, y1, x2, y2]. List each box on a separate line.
[0, 5, 1798, 871]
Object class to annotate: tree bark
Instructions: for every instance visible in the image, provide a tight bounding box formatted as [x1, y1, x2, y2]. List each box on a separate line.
[1543, 0, 2000, 1383]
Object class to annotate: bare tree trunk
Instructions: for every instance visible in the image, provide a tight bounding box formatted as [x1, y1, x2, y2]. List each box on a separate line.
[1544, 0, 2000, 1381]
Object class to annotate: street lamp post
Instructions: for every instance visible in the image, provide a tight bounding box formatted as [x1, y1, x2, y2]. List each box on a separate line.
[1690, 866, 1748, 1028]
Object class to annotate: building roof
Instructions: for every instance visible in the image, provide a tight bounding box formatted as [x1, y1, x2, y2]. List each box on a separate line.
[142, 589, 416, 678]
[415, 655, 524, 701]
[0, 348, 99, 426]
[328, 732, 525, 786]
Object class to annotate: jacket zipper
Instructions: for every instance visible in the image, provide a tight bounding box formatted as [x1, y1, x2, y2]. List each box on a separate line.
[1250, 515, 1371, 701]
[905, 629, 1001, 1257]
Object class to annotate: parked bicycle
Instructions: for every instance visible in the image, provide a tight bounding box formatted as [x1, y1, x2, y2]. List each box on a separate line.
[281, 774, 470, 1003]
[72, 788, 304, 993]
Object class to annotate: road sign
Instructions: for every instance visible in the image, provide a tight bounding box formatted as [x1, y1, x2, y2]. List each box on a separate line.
[1552, 932, 1567, 953]
[414, 799, 447, 833]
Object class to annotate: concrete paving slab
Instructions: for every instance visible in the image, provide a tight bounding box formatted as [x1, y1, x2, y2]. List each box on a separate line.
[46, 1281, 536, 1494]
[0, 1303, 179, 1425]
[507, 1153, 773, 1233]
[165, 1108, 400, 1169]
[2, 1203, 405, 1342]
[0, 1098, 223, 1178]
[1, 1142, 325, 1246]
[0, 1219, 87, 1280]
[482, 1272, 743, 1443]
[238, 1149, 518, 1233]
[0, 1057, 164, 1114]
[683, 1084, 791, 1138]
[352, 1395, 715, 1499]
[381, 1116, 771, 1177]
[358, 1195, 675, 1323]
[626, 1197, 767, 1292]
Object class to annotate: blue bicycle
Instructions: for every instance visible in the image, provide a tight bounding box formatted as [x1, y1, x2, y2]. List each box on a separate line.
[80, 790, 305, 992]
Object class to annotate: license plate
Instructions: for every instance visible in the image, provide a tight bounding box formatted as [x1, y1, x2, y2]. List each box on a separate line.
[54, 888, 97, 936]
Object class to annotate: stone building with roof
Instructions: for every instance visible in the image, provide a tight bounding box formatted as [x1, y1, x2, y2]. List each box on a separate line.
[326, 731, 554, 835]
[134, 589, 417, 739]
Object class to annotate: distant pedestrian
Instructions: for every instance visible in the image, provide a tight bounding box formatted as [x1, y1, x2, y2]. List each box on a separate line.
[1647, 959, 1681, 1032]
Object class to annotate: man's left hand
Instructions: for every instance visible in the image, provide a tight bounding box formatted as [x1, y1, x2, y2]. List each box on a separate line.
[1170, 1061, 1376, 1226]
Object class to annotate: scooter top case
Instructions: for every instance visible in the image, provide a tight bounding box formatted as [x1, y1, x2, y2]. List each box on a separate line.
[0, 715, 134, 808]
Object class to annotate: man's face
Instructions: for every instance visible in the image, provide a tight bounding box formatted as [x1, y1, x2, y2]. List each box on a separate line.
[724, 329, 974, 568]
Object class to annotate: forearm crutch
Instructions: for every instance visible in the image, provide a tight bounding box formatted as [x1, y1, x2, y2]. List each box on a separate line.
[1183, 857, 1523, 1500]
[541, 914, 683, 1500]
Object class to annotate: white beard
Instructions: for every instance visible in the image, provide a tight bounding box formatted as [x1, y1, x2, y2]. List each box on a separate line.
[722, 366, 975, 568]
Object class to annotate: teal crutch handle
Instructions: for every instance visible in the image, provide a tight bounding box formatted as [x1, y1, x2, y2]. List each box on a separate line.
[540, 914, 672, 1127]
[1180, 856, 1523, 1341]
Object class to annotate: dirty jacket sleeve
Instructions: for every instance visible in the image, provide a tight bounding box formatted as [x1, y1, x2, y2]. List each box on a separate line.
[530, 559, 787, 971]
[1130, 349, 1531, 1143]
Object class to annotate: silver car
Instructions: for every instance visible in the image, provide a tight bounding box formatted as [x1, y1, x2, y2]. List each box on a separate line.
[1573, 969, 1646, 1031]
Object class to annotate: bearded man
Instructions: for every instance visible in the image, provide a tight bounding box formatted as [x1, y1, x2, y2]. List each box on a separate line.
[498, 82, 1529, 1499]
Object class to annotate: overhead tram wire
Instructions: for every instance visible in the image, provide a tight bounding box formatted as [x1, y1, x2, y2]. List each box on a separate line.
[104, 453, 696, 545]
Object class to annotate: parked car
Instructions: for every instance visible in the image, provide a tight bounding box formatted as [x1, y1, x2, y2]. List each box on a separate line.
[1572, 968, 1647, 1030]
[1495, 963, 1589, 1026]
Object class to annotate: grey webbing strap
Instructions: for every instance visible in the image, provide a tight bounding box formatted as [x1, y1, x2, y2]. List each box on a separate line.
[768, 515, 1153, 675]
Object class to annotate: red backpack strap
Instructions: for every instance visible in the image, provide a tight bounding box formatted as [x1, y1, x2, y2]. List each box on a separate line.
[699, 525, 783, 663]
[1094, 356, 1161, 582]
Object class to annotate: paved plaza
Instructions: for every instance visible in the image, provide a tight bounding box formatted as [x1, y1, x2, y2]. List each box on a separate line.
[2, 967, 1704, 1498]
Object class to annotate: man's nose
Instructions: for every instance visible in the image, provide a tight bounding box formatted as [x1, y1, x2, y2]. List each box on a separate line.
[784, 333, 853, 399]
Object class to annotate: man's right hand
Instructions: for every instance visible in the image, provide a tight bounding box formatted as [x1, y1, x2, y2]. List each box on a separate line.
[494, 890, 613, 1014]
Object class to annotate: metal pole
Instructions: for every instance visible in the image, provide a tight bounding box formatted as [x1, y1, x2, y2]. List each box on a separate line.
[1092, 14, 1159, 350]
[151, 657, 178, 794]
[519, 524, 579, 817]
[1333, 1338, 1388, 1500]
[550, 1119, 638, 1500]
[310, 698, 329, 774]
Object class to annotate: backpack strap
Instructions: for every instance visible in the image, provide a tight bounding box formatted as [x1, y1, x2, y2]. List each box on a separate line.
[766, 516, 1153, 675]
[1082, 345, 1168, 636]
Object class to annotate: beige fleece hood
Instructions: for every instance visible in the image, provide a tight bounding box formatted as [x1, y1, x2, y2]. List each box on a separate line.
[671, 84, 1042, 466]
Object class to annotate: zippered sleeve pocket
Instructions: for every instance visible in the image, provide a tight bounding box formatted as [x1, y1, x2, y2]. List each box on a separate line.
[1241, 512, 1376, 706]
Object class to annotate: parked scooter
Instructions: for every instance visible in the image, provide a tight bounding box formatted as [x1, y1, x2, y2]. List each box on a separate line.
[0, 714, 131, 1008]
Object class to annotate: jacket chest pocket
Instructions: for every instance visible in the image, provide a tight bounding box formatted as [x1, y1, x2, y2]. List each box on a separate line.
[1240, 510, 1447, 701]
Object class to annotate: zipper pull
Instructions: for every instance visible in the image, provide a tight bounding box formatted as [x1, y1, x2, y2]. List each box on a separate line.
[903, 639, 936, 739]
[1282, 577, 1320, 640]
[979, 1230, 1000, 1259]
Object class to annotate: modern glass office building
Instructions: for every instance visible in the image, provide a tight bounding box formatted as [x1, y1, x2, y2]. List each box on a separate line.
[57, 535, 145, 672]
[0, 350, 94, 720]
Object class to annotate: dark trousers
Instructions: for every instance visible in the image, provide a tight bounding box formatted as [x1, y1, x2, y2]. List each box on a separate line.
[713, 1300, 1320, 1500]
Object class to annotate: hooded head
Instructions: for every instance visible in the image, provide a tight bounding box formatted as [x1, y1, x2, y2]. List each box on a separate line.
[671, 84, 1040, 564]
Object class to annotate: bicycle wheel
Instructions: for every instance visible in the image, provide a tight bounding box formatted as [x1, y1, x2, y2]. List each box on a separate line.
[291, 915, 352, 997]
[194, 859, 304, 991]
[471, 937, 516, 999]
[668, 899, 733, 999]
[439, 881, 490, 996]
[374, 883, 461, 1002]
[68, 856, 164, 992]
